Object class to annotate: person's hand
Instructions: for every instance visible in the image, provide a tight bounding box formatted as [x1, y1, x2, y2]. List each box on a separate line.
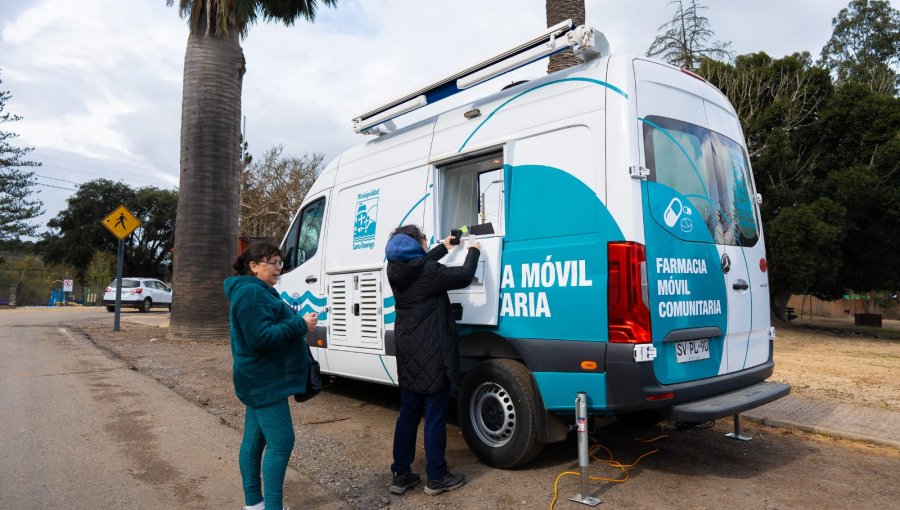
[470, 241, 481, 251]
[303, 312, 318, 331]
[442, 235, 454, 250]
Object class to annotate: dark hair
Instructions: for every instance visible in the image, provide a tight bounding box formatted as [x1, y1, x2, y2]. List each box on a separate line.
[390, 224, 426, 242]
[233, 241, 282, 276]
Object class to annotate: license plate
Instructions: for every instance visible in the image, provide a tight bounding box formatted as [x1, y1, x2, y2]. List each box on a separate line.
[675, 338, 710, 363]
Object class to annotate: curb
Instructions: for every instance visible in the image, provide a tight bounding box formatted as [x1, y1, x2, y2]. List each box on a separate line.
[741, 413, 900, 450]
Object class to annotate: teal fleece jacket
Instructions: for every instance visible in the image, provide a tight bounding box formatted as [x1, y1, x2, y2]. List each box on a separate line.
[224, 275, 309, 407]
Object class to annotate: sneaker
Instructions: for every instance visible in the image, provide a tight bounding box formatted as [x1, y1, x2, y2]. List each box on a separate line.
[390, 471, 421, 495]
[424, 472, 465, 496]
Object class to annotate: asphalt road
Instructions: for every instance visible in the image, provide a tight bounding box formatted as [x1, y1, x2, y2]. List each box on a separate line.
[0, 308, 342, 509]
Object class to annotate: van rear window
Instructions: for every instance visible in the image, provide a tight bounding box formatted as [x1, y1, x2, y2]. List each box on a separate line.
[108, 280, 140, 288]
[643, 116, 760, 247]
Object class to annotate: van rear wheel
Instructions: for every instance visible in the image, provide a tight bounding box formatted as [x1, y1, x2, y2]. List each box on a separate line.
[139, 298, 152, 313]
[458, 359, 543, 468]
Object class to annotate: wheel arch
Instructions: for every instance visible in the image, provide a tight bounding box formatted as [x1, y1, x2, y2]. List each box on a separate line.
[458, 332, 568, 445]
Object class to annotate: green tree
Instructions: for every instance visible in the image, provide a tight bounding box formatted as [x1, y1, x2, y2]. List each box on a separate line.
[86, 249, 117, 296]
[545, 0, 585, 73]
[700, 53, 837, 319]
[130, 186, 178, 278]
[40, 179, 177, 280]
[804, 84, 900, 295]
[40, 179, 133, 279]
[819, 0, 900, 95]
[240, 146, 322, 240]
[704, 52, 900, 318]
[646, 0, 731, 70]
[700, 53, 832, 208]
[167, 0, 337, 340]
[0, 69, 43, 240]
[766, 198, 847, 301]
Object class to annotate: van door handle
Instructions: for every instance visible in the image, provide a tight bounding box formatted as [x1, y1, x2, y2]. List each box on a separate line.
[732, 279, 749, 290]
[305, 276, 317, 284]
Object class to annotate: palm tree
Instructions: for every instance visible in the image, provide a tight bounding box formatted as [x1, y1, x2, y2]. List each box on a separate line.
[546, 0, 585, 73]
[167, 0, 337, 340]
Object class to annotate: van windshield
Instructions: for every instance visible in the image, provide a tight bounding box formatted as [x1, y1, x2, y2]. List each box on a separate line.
[643, 116, 760, 246]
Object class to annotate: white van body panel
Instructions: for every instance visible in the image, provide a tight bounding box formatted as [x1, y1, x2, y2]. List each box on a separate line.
[276, 52, 775, 419]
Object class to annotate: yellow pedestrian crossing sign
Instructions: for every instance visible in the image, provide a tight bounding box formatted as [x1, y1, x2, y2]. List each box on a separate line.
[102, 204, 141, 240]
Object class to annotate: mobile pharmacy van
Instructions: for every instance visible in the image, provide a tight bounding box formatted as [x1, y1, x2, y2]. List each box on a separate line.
[276, 21, 789, 468]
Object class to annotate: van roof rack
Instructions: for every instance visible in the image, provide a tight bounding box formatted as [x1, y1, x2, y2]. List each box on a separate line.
[352, 20, 610, 135]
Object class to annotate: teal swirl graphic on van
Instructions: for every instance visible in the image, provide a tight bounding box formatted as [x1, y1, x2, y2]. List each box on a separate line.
[383, 295, 396, 325]
[280, 290, 328, 320]
[458, 77, 628, 153]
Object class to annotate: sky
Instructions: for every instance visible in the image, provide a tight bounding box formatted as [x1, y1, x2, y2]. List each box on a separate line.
[1, 0, 895, 239]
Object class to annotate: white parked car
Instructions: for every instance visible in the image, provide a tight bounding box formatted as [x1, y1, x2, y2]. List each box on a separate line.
[103, 278, 172, 313]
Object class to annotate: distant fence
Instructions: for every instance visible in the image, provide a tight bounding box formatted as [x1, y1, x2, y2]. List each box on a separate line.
[787, 294, 900, 320]
[0, 283, 105, 307]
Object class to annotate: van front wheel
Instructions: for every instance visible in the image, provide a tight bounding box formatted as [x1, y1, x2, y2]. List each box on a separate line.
[458, 359, 543, 468]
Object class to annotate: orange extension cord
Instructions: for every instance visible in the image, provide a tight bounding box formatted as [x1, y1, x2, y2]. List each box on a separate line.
[548, 425, 669, 510]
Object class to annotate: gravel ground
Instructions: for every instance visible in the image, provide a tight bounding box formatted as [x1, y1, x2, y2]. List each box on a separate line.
[71, 318, 900, 510]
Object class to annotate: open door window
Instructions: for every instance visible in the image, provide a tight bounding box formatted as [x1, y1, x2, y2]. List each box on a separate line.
[282, 197, 326, 274]
[436, 150, 504, 325]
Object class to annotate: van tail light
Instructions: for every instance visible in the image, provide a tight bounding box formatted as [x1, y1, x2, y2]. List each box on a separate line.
[130, 288, 143, 295]
[608, 242, 652, 343]
[105, 287, 111, 293]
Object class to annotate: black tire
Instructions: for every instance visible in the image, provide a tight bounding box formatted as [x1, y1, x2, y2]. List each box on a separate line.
[106, 305, 115, 312]
[139, 298, 152, 313]
[458, 359, 544, 468]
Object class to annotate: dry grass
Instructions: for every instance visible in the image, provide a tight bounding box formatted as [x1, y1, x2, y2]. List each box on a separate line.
[771, 327, 900, 411]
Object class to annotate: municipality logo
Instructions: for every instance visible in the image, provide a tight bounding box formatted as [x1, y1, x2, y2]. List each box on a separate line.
[353, 188, 379, 250]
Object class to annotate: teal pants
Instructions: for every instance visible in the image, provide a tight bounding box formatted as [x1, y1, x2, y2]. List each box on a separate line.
[240, 398, 295, 510]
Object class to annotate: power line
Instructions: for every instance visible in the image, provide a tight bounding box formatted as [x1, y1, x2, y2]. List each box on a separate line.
[37, 158, 176, 184]
[33, 181, 76, 192]
[34, 173, 80, 186]
[36, 148, 179, 173]
[38, 164, 173, 189]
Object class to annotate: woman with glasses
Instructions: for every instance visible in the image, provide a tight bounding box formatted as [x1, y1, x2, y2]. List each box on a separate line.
[224, 241, 318, 510]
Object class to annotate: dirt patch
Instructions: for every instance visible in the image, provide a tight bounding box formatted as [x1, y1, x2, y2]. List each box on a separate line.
[771, 327, 899, 411]
[71, 319, 900, 510]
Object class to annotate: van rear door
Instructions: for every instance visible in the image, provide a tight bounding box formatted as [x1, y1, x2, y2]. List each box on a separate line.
[633, 59, 769, 385]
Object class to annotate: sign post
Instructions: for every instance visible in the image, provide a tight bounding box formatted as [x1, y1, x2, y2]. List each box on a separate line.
[63, 279, 73, 307]
[101, 205, 141, 331]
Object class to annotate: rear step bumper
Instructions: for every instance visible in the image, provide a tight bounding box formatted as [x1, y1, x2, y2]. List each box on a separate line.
[667, 381, 790, 422]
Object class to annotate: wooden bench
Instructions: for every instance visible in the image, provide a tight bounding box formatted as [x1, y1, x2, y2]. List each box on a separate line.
[785, 307, 798, 322]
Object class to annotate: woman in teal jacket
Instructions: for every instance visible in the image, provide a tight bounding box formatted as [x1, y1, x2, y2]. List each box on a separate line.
[225, 241, 318, 510]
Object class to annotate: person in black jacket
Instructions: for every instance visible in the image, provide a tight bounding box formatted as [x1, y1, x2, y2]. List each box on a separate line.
[385, 224, 480, 496]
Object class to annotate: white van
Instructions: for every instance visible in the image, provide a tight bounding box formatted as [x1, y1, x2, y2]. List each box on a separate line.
[276, 21, 789, 468]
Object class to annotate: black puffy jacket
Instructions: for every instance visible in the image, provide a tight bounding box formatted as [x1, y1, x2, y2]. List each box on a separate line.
[386, 241, 480, 393]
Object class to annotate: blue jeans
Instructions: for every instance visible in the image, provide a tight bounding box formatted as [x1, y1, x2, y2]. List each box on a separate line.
[390, 380, 451, 481]
[239, 398, 295, 510]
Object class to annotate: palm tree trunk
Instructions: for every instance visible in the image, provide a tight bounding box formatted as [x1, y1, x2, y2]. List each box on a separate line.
[169, 19, 244, 340]
[546, 0, 585, 74]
